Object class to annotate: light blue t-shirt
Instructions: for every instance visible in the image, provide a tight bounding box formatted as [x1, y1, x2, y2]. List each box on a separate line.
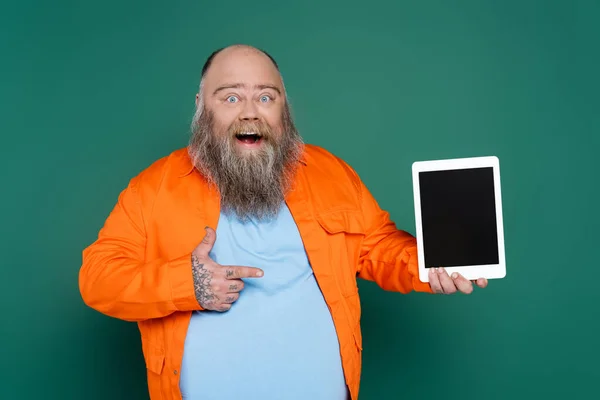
[179, 203, 348, 400]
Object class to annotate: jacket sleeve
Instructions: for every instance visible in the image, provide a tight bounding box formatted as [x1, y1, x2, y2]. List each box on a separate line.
[79, 176, 202, 322]
[355, 177, 433, 294]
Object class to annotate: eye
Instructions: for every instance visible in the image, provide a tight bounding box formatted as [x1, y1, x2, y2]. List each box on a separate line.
[259, 95, 272, 103]
[226, 95, 239, 103]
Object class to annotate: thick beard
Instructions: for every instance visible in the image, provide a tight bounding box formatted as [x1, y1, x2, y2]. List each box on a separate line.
[187, 104, 304, 222]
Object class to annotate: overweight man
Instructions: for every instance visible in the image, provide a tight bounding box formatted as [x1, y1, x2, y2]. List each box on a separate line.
[79, 44, 488, 400]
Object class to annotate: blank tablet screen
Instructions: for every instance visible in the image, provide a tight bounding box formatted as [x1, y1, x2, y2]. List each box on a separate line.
[419, 167, 499, 268]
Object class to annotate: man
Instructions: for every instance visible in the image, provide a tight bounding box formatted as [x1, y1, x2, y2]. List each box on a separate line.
[79, 44, 488, 400]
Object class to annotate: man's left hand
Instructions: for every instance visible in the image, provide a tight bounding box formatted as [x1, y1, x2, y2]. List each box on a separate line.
[428, 267, 488, 295]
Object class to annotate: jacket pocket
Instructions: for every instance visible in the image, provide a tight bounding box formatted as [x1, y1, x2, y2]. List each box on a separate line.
[142, 339, 165, 375]
[315, 210, 365, 236]
[316, 210, 365, 296]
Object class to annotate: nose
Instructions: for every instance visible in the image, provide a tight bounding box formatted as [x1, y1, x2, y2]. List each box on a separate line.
[239, 100, 259, 121]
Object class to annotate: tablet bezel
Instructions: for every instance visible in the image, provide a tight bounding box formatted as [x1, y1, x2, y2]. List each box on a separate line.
[412, 156, 506, 283]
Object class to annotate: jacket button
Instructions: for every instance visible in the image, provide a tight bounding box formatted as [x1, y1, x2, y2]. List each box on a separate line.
[174, 370, 178, 375]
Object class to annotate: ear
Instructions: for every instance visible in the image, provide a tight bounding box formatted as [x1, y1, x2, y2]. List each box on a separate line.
[195, 93, 199, 107]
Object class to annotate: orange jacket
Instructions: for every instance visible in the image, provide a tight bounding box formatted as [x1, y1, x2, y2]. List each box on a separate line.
[79, 144, 432, 400]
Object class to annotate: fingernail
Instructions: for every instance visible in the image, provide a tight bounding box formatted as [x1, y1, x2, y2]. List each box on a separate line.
[451, 272, 458, 279]
[438, 267, 444, 274]
[256, 270, 263, 277]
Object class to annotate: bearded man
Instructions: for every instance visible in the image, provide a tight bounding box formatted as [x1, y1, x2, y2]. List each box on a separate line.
[79, 44, 488, 400]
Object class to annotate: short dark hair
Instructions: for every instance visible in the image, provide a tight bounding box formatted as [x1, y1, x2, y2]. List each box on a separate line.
[200, 46, 280, 79]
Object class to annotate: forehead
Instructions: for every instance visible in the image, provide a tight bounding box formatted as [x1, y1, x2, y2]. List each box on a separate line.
[203, 48, 283, 92]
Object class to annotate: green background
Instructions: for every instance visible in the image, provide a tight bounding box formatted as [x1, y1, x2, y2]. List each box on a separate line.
[1, 0, 598, 399]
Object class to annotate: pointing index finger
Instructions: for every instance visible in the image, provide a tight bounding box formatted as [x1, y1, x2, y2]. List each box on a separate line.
[225, 266, 264, 279]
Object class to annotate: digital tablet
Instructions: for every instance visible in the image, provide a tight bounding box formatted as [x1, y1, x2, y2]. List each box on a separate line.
[412, 156, 506, 283]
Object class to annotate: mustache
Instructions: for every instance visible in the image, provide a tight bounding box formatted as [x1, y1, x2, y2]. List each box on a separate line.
[227, 119, 274, 139]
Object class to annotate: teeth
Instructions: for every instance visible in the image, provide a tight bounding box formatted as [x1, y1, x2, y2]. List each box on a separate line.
[238, 132, 260, 137]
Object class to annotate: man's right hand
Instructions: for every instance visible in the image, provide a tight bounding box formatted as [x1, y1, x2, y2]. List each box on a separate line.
[191, 226, 264, 312]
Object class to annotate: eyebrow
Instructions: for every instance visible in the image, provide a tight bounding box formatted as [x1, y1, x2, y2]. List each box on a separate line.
[212, 83, 282, 95]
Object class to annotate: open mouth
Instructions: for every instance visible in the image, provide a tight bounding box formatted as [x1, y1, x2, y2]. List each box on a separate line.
[235, 132, 263, 145]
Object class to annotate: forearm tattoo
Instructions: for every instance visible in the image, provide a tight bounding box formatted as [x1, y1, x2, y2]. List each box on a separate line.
[192, 255, 217, 308]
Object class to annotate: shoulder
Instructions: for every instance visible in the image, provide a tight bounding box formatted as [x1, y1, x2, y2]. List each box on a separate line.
[300, 144, 365, 212]
[127, 147, 192, 196]
[302, 144, 361, 189]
